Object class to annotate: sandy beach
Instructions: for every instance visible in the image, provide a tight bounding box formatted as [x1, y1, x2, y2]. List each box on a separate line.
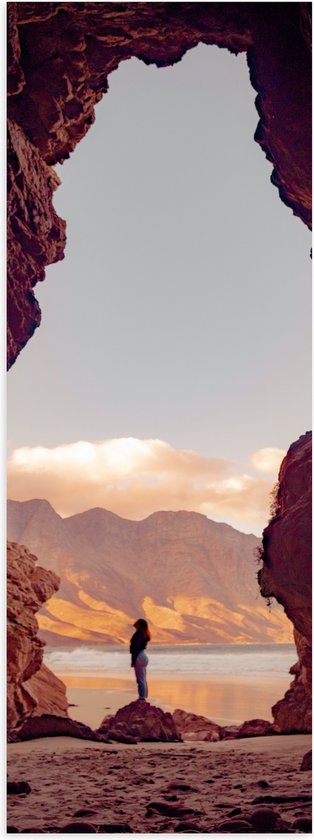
[7, 667, 311, 833]
[7, 734, 311, 833]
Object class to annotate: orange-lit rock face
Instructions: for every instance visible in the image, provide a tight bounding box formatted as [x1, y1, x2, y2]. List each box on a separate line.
[258, 432, 312, 733]
[7, 541, 68, 730]
[7, 2, 311, 367]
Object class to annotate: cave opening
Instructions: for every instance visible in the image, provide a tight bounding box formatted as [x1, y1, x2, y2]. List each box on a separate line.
[8, 42, 311, 534]
[8, 38, 311, 672]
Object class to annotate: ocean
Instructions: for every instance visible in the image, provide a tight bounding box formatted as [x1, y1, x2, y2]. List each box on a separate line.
[44, 643, 296, 726]
[45, 643, 296, 679]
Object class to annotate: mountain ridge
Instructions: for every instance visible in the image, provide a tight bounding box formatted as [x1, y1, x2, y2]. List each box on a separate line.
[7, 499, 293, 646]
[10, 497, 258, 537]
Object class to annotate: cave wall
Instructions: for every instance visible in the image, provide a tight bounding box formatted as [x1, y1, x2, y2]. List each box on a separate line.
[7, 541, 68, 731]
[258, 432, 312, 733]
[7, 1, 311, 368]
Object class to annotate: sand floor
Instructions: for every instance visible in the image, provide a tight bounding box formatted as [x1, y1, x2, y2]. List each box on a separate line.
[7, 734, 312, 834]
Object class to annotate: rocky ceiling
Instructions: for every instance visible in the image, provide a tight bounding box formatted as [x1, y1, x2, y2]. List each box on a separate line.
[7, 1, 311, 368]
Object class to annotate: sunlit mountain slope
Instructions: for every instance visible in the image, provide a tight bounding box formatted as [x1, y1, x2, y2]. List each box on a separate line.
[7, 499, 293, 645]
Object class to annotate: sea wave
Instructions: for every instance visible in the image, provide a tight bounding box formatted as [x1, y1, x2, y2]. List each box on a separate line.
[44, 643, 296, 679]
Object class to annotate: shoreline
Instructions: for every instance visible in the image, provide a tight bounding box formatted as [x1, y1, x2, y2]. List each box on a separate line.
[54, 674, 292, 730]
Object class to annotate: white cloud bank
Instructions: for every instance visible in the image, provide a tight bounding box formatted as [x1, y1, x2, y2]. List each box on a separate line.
[7, 438, 286, 531]
[250, 447, 286, 474]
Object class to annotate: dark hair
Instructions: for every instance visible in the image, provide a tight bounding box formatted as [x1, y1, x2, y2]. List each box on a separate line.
[134, 618, 151, 641]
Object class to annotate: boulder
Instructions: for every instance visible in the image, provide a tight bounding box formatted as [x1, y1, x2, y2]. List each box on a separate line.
[172, 709, 221, 741]
[249, 806, 280, 831]
[237, 718, 275, 738]
[7, 781, 31, 795]
[11, 713, 108, 742]
[97, 699, 181, 743]
[300, 750, 312, 771]
[291, 817, 312, 832]
[23, 663, 68, 718]
[216, 818, 253, 832]
[220, 726, 241, 740]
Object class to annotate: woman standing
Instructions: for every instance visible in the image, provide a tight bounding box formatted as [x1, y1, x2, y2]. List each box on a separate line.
[130, 618, 151, 700]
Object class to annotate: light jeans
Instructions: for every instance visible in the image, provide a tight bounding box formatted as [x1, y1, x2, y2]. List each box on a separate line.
[134, 650, 149, 699]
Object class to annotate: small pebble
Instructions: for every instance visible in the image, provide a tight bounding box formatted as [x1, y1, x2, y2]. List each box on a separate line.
[250, 807, 279, 831]
[216, 818, 252, 832]
[7, 782, 31, 796]
[292, 817, 312, 833]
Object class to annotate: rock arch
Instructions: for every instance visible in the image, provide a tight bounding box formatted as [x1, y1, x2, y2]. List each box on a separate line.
[6, 3, 312, 733]
[7, 1, 311, 368]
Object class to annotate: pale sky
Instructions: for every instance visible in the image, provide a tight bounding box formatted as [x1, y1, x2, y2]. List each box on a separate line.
[7, 45, 311, 535]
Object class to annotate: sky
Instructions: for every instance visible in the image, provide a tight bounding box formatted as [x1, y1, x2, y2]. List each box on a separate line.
[7, 44, 311, 535]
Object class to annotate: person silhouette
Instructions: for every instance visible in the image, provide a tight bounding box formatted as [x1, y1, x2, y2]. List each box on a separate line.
[130, 618, 151, 700]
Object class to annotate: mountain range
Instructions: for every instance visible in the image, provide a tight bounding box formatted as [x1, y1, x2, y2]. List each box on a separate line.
[7, 499, 293, 646]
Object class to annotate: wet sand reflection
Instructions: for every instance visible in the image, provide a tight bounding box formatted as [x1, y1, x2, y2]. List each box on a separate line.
[60, 673, 291, 729]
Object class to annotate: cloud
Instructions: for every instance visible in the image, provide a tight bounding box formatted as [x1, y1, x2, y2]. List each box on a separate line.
[7, 437, 277, 530]
[251, 447, 286, 474]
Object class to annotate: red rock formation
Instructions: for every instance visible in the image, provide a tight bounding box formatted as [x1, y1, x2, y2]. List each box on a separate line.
[7, 541, 68, 730]
[9, 714, 107, 743]
[7, 119, 66, 369]
[97, 699, 181, 742]
[173, 709, 221, 741]
[300, 750, 312, 771]
[173, 709, 276, 740]
[237, 718, 277, 738]
[258, 432, 312, 733]
[23, 663, 68, 718]
[7, 2, 311, 367]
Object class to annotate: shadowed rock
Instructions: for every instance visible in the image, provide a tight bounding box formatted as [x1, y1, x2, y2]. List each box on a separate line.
[7, 541, 68, 732]
[7, 3, 311, 367]
[258, 432, 312, 733]
[291, 817, 312, 833]
[97, 699, 181, 743]
[7, 781, 31, 795]
[216, 818, 253, 832]
[146, 802, 197, 818]
[300, 750, 312, 771]
[172, 710, 277, 741]
[219, 725, 241, 740]
[237, 719, 276, 738]
[173, 709, 221, 741]
[249, 807, 280, 831]
[11, 713, 108, 742]
[174, 823, 204, 833]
